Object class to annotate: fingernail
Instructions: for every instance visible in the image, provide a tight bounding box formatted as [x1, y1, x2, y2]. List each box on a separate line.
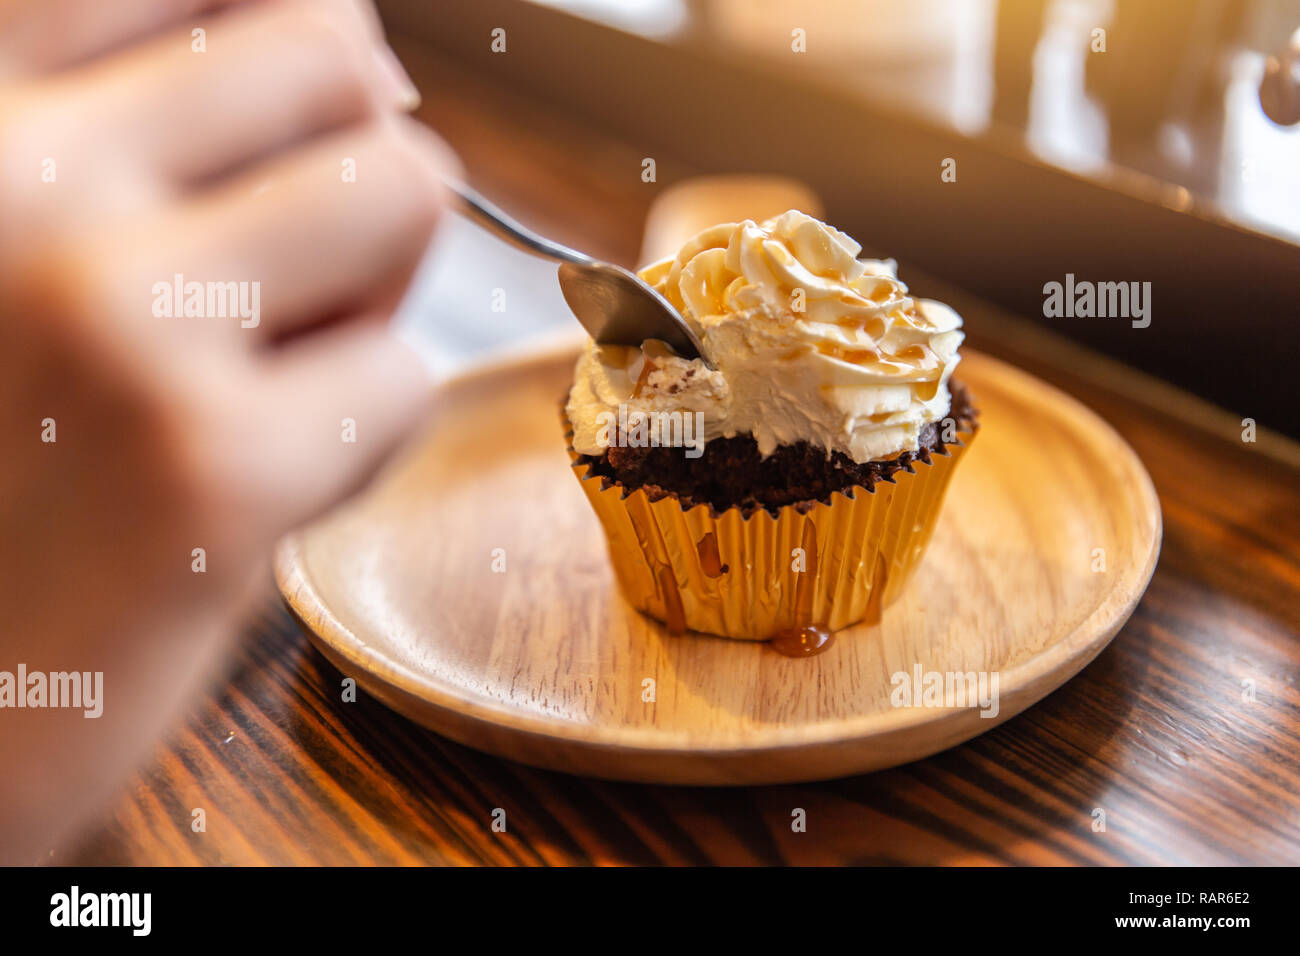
[374, 46, 421, 112]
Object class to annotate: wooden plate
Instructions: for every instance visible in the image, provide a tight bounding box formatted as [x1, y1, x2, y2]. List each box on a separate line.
[275, 346, 1161, 785]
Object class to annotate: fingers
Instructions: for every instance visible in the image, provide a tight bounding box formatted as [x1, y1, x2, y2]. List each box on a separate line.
[0, 0, 447, 539]
[65, 0, 418, 184]
[251, 319, 434, 530]
[150, 116, 456, 339]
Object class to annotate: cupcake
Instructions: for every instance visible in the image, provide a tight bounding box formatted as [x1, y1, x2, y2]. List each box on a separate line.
[563, 210, 978, 645]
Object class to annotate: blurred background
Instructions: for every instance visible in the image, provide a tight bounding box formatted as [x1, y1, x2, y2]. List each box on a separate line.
[387, 0, 1299, 435]
[535, 0, 1300, 235]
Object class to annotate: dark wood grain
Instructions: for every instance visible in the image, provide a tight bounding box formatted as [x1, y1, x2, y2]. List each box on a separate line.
[61, 41, 1300, 867]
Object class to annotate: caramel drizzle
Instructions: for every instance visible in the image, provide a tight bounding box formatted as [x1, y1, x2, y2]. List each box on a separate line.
[814, 340, 940, 372]
[769, 626, 834, 657]
[631, 358, 659, 399]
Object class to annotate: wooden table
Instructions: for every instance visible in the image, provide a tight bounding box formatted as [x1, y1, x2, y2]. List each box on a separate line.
[65, 42, 1300, 866]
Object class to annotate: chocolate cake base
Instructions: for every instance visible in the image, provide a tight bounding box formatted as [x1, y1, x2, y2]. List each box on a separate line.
[575, 380, 978, 517]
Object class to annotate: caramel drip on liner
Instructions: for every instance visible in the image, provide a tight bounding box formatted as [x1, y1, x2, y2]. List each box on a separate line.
[770, 524, 888, 655]
[655, 565, 687, 635]
[792, 518, 819, 626]
[696, 532, 729, 578]
[767, 518, 831, 656]
[623, 493, 687, 634]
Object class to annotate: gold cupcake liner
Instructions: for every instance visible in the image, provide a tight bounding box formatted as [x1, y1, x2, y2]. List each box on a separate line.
[566, 414, 977, 640]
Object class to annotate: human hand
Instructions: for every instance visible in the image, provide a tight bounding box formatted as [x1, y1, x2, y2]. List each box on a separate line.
[0, 0, 457, 861]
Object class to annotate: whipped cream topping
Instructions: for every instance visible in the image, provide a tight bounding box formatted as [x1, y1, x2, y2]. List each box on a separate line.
[565, 210, 964, 464]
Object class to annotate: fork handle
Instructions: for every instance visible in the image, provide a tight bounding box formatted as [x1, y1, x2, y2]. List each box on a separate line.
[450, 182, 593, 265]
